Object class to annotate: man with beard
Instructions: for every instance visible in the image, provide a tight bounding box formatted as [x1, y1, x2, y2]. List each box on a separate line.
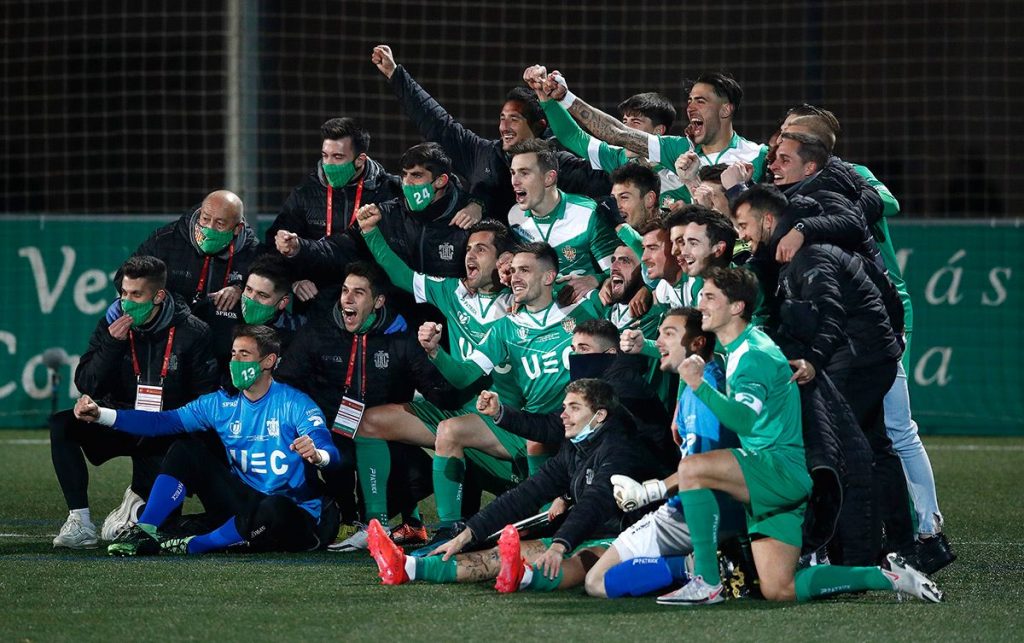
[338, 215, 523, 553]
[264, 117, 402, 304]
[525, 67, 768, 198]
[371, 44, 611, 221]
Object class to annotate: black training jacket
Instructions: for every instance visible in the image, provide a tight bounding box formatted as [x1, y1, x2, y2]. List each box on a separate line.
[263, 158, 402, 248]
[466, 409, 650, 552]
[274, 304, 457, 421]
[387, 64, 612, 222]
[75, 299, 219, 410]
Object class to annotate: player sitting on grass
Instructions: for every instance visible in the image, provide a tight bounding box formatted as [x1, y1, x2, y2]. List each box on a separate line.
[604, 267, 942, 605]
[366, 378, 649, 593]
[73, 325, 339, 556]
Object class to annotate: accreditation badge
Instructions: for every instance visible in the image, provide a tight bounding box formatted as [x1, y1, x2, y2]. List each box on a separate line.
[332, 396, 365, 438]
[134, 384, 164, 412]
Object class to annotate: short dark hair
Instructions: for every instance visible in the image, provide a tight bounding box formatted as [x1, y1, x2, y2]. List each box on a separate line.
[516, 241, 559, 274]
[685, 205, 738, 265]
[574, 319, 620, 352]
[505, 86, 546, 135]
[690, 72, 743, 112]
[732, 184, 788, 219]
[233, 324, 282, 358]
[400, 142, 453, 179]
[636, 215, 668, 237]
[508, 138, 558, 175]
[344, 261, 388, 298]
[246, 254, 292, 297]
[564, 378, 620, 414]
[779, 131, 830, 169]
[610, 162, 660, 201]
[468, 219, 516, 255]
[664, 307, 715, 360]
[121, 256, 167, 291]
[697, 163, 729, 184]
[617, 92, 677, 130]
[320, 117, 370, 155]
[704, 266, 759, 322]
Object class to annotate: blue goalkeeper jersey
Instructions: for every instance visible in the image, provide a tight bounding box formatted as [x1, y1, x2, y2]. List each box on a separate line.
[676, 360, 738, 458]
[112, 380, 333, 521]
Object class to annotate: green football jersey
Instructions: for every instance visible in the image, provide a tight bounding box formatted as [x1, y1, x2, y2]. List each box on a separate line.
[721, 325, 805, 467]
[507, 190, 619, 278]
[412, 274, 522, 406]
[653, 274, 703, 308]
[469, 297, 603, 413]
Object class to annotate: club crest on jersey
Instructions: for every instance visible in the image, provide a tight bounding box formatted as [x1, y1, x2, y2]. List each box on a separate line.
[266, 417, 280, 437]
[457, 311, 470, 326]
[438, 242, 455, 261]
[516, 326, 529, 341]
[561, 245, 577, 263]
[229, 420, 242, 436]
[561, 317, 576, 333]
[374, 350, 389, 369]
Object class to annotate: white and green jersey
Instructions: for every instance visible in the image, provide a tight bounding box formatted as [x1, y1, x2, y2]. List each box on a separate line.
[469, 298, 603, 413]
[584, 289, 666, 338]
[721, 325, 805, 465]
[541, 99, 766, 209]
[411, 274, 521, 405]
[653, 275, 703, 308]
[507, 190, 619, 278]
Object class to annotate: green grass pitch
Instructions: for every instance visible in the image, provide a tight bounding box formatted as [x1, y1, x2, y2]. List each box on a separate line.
[1, 430, 1022, 641]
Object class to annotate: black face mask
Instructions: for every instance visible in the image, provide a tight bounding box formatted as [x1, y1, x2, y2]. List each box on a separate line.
[568, 352, 617, 381]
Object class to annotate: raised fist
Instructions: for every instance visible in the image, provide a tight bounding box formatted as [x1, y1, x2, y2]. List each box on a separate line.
[418, 321, 443, 358]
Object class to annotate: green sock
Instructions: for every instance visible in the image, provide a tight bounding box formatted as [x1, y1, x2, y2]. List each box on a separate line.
[679, 489, 720, 584]
[795, 565, 892, 602]
[138, 523, 159, 538]
[432, 456, 465, 525]
[354, 436, 391, 523]
[526, 565, 563, 592]
[527, 453, 551, 476]
[415, 555, 458, 583]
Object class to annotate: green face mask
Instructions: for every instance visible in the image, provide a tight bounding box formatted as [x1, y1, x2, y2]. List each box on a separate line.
[241, 295, 278, 325]
[403, 182, 436, 211]
[196, 225, 234, 255]
[229, 360, 262, 391]
[121, 298, 156, 327]
[323, 161, 356, 188]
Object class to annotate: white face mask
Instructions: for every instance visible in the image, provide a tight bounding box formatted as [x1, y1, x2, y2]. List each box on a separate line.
[570, 412, 601, 444]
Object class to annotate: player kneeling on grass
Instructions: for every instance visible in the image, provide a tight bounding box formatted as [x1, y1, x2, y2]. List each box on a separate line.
[590, 268, 942, 605]
[367, 378, 649, 593]
[73, 325, 339, 556]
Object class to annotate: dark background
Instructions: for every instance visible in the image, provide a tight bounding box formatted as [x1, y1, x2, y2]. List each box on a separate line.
[3, 0, 1020, 220]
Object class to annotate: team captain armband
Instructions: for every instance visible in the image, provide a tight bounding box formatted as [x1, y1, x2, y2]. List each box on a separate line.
[733, 392, 764, 415]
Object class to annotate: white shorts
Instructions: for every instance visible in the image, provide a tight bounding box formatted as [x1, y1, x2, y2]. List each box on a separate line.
[612, 503, 693, 562]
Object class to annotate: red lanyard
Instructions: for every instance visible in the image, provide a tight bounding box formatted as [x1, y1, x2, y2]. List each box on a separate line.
[194, 241, 235, 298]
[324, 176, 365, 237]
[343, 334, 368, 398]
[129, 327, 177, 382]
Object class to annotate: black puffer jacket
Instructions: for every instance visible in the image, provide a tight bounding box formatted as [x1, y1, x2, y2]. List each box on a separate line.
[132, 208, 261, 306]
[388, 65, 612, 221]
[776, 240, 902, 375]
[263, 158, 402, 247]
[467, 408, 651, 552]
[292, 183, 472, 285]
[782, 157, 884, 270]
[75, 299, 219, 410]
[798, 372, 874, 564]
[274, 304, 457, 421]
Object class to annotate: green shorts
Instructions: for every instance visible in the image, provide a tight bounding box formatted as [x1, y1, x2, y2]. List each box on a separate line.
[408, 399, 528, 490]
[539, 537, 615, 558]
[732, 447, 812, 548]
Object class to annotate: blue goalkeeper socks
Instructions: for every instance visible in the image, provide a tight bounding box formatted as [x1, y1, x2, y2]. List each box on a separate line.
[187, 516, 245, 554]
[137, 474, 187, 528]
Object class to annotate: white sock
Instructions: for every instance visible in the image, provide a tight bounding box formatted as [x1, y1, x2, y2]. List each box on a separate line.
[404, 556, 417, 581]
[519, 565, 533, 590]
[71, 508, 92, 525]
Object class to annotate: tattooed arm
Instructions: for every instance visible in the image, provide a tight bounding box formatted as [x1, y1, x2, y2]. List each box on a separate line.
[568, 97, 651, 156]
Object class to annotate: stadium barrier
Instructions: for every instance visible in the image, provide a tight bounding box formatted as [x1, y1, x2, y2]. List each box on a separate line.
[0, 215, 1020, 434]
